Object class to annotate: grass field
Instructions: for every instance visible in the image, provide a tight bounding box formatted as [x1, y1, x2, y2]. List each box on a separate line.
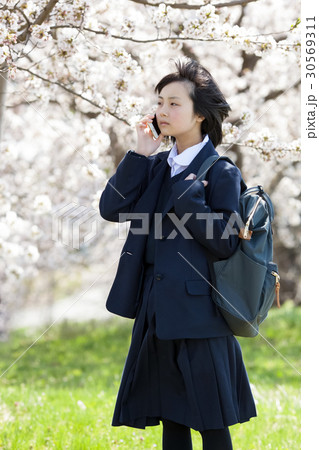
[0, 301, 300, 449]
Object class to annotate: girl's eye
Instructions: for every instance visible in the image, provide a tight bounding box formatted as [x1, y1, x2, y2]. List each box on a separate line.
[157, 102, 178, 106]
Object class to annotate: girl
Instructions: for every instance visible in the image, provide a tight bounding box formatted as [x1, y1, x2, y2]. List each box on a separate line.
[99, 58, 257, 449]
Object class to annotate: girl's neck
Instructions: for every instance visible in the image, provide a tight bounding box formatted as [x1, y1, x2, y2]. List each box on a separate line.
[175, 132, 204, 154]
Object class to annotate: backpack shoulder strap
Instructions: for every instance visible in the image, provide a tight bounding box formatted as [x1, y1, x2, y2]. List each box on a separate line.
[197, 155, 247, 193]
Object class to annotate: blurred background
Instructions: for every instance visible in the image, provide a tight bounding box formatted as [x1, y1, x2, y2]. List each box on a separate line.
[0, 0, 300, 448]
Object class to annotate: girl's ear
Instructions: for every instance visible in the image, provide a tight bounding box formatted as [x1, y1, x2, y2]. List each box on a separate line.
[196, 114, 205, 123]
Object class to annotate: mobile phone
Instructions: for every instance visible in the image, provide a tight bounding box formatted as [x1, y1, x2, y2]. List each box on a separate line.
[147, 114, 161, 139]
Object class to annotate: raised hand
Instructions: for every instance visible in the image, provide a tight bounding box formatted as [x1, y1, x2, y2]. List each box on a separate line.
[135, 114, 164, 157]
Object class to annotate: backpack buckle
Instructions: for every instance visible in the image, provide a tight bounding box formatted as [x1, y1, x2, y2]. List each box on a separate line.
[271, 271, 281, 308]
[239, 226, 253, 240]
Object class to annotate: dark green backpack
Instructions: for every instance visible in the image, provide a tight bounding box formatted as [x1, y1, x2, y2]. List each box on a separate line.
[197, 155, 280, 337]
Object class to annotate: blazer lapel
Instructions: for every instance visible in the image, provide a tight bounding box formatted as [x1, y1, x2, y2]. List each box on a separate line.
[132, 150, 169, 217]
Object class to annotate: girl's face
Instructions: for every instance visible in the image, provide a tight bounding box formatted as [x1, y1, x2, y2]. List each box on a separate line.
[156, 81, 204, 140]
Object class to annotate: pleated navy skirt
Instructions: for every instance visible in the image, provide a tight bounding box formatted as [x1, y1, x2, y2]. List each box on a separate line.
[111, 264, 257, 432]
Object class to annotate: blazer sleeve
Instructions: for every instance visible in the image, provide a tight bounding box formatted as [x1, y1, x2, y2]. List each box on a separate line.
[171, 161, 242, 259]
[99, 150, 149, 222]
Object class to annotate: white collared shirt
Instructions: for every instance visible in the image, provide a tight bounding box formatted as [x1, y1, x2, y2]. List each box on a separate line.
[167, 134, 209, 177]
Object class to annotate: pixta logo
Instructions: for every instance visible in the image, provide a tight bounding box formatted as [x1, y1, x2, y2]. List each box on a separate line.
[118, 212, 244, 239]
[52, 203, 102, 249]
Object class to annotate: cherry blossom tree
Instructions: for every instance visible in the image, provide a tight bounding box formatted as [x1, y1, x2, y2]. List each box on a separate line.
[0, 0, 301, 338]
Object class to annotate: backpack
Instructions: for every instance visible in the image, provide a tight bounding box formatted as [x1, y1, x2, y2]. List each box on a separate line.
[197, 155, 280, 337]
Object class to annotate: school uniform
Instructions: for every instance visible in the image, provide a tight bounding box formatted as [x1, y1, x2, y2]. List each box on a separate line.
[99, 136, 257, 432]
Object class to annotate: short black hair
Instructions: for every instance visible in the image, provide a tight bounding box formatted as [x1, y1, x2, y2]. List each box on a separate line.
[154, 58, 231, 148]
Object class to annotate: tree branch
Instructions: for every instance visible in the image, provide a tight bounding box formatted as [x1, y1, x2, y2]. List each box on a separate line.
[17, 0, 59, 43]
[128, 0, 258, 10]
[15, 66, 130, 125]
[33, 0, 60, 25]
[180, 43, 200, 62]
[16, 6, 31, 32]
[49, 25, 296, 49]
[264, 78, 301, 102]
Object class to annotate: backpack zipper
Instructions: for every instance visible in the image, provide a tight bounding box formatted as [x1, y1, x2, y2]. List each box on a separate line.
[271, 271, 281, 308]
[242, 195, 263, 239]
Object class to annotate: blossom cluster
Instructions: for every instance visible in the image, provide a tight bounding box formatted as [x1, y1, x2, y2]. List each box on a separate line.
[240, 131, 301, 161]
[222, 120, 301, 161]
[19, 1, 38, 20]
[178, 4, 300, 58]
[151, 3, 173, 27]
[0, 187, 41, 283]
[110, 47, 142, 75]
[0, 8, 19, 45]
[0, 8, 18, 65]
[53, 0, 89, 27]
[81, 119, 111, 161]
[56, 28, 81, 59]
[30, 23, 51, 44]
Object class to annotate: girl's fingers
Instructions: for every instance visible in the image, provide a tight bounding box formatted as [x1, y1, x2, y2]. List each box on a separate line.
[139, 114, 154, 125]
[136, 114, 155, 134]
[185, 173, 196, 180]
[184, 173, 208, 186]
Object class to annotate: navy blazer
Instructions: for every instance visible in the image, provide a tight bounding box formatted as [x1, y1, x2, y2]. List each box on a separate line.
[99, 139, 242, 339]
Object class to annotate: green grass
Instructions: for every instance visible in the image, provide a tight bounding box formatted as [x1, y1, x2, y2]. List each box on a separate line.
[0, 301, 300, 449]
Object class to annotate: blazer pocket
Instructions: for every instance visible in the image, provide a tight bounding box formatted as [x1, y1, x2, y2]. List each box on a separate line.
[185, 279, 212, 296]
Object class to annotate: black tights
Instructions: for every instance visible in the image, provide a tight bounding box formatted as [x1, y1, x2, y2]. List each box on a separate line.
[162, 419, 233, 450]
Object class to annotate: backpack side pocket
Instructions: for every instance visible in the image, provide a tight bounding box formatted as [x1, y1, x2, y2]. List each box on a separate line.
[258, 261, 279, 324]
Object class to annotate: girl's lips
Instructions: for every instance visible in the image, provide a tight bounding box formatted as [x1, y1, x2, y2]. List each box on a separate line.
[160, 122, 169, 126]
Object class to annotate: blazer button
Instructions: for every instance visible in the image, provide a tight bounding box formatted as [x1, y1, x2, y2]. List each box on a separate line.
[155, 273, 163, 280]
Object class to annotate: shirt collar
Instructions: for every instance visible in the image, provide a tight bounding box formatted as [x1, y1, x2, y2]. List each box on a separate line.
[167, 134, 209, 168]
